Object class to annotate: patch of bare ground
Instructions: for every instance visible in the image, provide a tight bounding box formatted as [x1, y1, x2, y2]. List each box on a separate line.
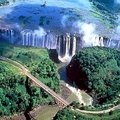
[60, 84, 72, 100]
[0, 79, 71, 120]
[0, 114, 26, 120]
[1, 106, 52, 120]
[29, 105, 45, 118]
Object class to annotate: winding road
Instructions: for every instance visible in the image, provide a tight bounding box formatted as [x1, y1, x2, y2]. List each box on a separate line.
[0, 56, 120, 114]
[74, 104, 120, 114]
[0, 56, 69, 107]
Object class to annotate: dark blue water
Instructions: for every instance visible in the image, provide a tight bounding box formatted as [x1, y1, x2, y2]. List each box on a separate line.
[0, 0, 120, 38]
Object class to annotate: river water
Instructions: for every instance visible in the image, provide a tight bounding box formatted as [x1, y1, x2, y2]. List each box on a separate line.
[0, 0, 120, 38]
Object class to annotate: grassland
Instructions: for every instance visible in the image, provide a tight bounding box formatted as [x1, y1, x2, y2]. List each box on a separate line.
[0, 42, 49, 65]
[0, 60, 22, 74]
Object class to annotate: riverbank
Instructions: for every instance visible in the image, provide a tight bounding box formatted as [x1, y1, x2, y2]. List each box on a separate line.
[57, 62, 93, 106]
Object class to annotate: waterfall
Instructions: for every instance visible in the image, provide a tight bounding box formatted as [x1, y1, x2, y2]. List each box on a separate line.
[45, 33, 55, 49]
[41, 35, 45, 48]
[92, 35, 100, 46]
[2, 28, 120, 62]
[99, 37, 104, 46]
[107, 38, 112, 47]
[72, 34, 76, 57]
[32, 33, 34, 46]
[65, 33, 70, 57]
[21, 30, 57, 49]
[56, 35, 61, 56]
[0, 29, 15, 43]
[10, 30, 14, 44]
[21, 31, 25, 45]
[57, 33, 75, 62]
[59, 35, 64, 57]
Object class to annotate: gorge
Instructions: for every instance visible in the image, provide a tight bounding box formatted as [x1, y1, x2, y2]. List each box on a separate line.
[1, 28, 120, 62]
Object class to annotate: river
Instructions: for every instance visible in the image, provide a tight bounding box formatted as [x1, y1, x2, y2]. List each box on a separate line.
[0, 0, 120, 38]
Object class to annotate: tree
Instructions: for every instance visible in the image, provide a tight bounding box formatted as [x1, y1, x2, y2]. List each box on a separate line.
[31, 58, 60, 92]
[67, 46, 120, 104]
[0, 43, 61, 117]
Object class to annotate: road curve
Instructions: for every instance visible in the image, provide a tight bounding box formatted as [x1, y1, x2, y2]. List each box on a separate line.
[74, 104, 120, 114]
[0, 56, 69, 107]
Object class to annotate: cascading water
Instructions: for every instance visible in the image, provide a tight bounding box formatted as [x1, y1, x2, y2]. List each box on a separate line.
[21, 30, 57, 49]
[65, 33, 70, 57]
[99, 37, 104, 47]
[56, 35, 62, 57]
[58, 33, 71, 62]
[10, 30, 14, 44]
[72, 34, 76, 57]
[1, 28, 120, 62]
[0, 29, 15, 43]
[92, 35, 100, 46]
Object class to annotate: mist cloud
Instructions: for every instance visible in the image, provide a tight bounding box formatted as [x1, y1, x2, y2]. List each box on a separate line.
[61, 15, 69, 27]
[34, 27, 46, 37]
[73, 21, 99, 47]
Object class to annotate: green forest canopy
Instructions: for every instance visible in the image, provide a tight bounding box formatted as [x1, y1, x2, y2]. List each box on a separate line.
[0, 61, 30, 116]
[0, 42, 60, 117]
[67, 46, 120, 104]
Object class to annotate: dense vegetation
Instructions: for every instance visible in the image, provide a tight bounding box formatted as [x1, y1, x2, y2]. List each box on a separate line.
[67, 47, 120, 104]
[90, 0, 117, 28]
[0, 42, 60, 117]
[0, 61, 30, 116]
[31, 58, 60, 92]
[54, 107, 120, 120]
